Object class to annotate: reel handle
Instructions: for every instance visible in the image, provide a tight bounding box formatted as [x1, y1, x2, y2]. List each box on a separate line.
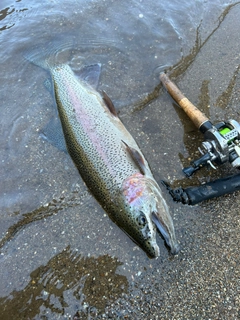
[182, 153, 212, 177]
[160, 73, 209, 130]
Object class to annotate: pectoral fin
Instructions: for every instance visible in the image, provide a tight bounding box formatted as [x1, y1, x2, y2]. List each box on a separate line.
[122, 140, 147, 175]
[102, 90, 118, 117]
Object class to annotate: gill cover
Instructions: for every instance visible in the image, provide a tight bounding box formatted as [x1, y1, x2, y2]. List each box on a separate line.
[149, 180, 180, 254]
[122, 173, 179, 256]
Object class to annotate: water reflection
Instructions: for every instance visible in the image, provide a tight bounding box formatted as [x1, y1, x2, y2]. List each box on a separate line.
[0, 1, 28, 31]
[0, 190, 90, 249]
[131, 2, 239, 114]
[0, 246, 128, 319]
[0, 6, 15, 31]
[215, 65, 240, 109]
[170, 2, 240, 79]
[0, 7, 14, 21]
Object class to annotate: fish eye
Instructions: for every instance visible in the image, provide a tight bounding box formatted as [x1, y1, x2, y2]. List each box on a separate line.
[137, 212, 146, 226]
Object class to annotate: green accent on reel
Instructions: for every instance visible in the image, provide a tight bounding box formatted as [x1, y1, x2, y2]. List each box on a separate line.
[220, 127, 234, 144]
[219, 127, 231, 135]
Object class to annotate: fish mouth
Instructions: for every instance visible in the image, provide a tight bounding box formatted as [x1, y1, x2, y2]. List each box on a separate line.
[151, 244, 160, 258]
[152, 212, 180, 255]
[144, 240, 160, 258]
[170, 243, 180, 255]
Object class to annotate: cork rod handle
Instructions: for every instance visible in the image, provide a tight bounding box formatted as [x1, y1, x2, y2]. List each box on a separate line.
[160, 73, 209, 129]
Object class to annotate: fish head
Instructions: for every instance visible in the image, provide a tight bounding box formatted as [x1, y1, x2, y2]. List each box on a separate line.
[121, 173, 179, 257]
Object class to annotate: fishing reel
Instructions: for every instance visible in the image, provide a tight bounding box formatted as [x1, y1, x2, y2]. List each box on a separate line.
[183, 119, 240, 176]
[160, 73, 240, 177]
[160, 73, 240, 205]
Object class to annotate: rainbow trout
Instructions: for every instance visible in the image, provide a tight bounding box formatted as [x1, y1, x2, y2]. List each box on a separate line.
[30, 59, 179, 257]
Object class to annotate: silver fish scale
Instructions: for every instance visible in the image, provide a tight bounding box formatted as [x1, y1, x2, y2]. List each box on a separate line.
[51, 65, 145, 203]
[25, 48, 179, 257]
[42, 63, 179, 258]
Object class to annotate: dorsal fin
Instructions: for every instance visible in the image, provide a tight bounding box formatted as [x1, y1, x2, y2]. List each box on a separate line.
[74, 63, 101, 89]
[102, 90, 118, 117]
[122, 140, 146, 175]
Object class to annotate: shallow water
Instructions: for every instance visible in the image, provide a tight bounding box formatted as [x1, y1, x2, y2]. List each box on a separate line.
[1, 1, 240, 319]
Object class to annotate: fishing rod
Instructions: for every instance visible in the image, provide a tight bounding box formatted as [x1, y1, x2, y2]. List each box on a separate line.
[160, 73, 240, 205]
[160, 73, 240, 177]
